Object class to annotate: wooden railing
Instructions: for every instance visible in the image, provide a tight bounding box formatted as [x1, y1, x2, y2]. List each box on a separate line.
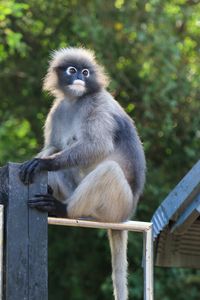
[0, 163, 153, 300]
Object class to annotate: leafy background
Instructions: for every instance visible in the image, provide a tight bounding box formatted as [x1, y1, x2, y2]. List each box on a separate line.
[0, 0, 200, 299]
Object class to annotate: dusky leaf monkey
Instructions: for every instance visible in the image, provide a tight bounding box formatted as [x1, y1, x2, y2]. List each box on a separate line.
[19, 47, 146, 300]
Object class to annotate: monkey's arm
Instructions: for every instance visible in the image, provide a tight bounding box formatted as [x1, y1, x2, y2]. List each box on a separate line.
[35, 145, 57, 158]
[19, 138, 113, 184]
[19, 146, 58, 184]
[19, 112, 115, 184]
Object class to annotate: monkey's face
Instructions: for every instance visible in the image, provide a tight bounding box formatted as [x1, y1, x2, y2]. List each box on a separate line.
[55, 62, 101, 98]
[43, 48, 109, 98]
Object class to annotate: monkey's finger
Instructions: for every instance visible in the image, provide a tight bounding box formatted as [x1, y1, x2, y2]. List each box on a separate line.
[29, 202, 53, 208]
[29, 197, 55, 205]
[29, 203, 55, 213]
[29, 200, 55, 209]
[33, 194, 56, 204]
[19, 159, 39, 184]
[34, 194, 54, 199]
[19, 161, 31, 184]
[23, 160, 40, 184]
[24, 159, 42, 184]
[48, 185, 54, 195]
[19, 159, 37, 175]
[37, 205, 55, 213]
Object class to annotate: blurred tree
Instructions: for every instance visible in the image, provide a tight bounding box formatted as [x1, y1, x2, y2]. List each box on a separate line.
[0, 0, 200, 299]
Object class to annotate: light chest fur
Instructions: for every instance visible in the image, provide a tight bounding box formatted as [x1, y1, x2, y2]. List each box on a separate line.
[45, 98, 86, 151]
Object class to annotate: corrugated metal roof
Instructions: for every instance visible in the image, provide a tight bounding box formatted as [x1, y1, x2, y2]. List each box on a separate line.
[151, 160, 200, 268]
[155, 219, 200, 268]
[151, 160, 200, 240]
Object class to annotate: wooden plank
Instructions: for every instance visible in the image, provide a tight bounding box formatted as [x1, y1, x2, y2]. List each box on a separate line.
[0, 165, 8, 300]
[0, 163, 48, 300]
[143, 228, 154, 300]
[0, 205, 4, 300]
[48, 217, 152, 232]
[0, 165, 8, 205]
[28, 172, 48, 300]
[6, 163, 29, 300]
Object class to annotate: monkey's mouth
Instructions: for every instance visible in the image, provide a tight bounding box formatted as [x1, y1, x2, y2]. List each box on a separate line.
[68, 80, 86, 95]
[72, 79, 85, 87]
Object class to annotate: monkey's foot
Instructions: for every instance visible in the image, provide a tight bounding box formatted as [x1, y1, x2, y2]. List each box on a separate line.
[28, 193, 67, 217]
[19, 158, 45, 185]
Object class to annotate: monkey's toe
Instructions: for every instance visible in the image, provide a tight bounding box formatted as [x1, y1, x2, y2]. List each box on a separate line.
[28, 193, 67, 217]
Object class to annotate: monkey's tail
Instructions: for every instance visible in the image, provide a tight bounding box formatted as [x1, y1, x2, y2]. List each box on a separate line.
[108, 229, 128, 300]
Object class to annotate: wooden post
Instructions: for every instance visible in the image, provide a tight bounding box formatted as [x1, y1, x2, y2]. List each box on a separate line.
[0, 205, 4, 300]
[0, 163, 48, 300]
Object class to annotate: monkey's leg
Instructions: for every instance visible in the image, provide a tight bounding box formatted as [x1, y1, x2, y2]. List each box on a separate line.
[67, 160, 133, 222]
[67, 161, 132, 300]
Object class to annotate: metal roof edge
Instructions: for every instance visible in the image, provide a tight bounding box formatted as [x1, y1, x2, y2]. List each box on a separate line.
[151, 160, 200, 239]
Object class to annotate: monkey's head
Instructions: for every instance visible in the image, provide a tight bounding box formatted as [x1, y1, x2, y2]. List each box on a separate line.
[43, 47, 109, 98]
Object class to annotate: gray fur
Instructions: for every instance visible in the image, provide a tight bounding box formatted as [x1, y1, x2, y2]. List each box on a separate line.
[37, 47, 146, 300]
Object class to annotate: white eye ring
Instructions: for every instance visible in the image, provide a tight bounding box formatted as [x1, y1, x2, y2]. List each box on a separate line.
[66, 66, 77, 75]
[82, 69, 90, 77]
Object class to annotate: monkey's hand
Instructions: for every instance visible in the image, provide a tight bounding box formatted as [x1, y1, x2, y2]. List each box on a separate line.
[28, 190, 67, 217]
[19, 158, 47, 185]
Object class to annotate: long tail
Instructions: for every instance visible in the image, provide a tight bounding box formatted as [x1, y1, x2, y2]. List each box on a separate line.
[108, 229, 128, 300]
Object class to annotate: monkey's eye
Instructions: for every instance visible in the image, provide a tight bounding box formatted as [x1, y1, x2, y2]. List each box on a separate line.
[66, 67, 77, 75]
[82, 69, 90, 77]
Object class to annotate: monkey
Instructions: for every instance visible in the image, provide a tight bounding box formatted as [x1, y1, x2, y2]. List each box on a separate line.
[19, 47, 146, 300]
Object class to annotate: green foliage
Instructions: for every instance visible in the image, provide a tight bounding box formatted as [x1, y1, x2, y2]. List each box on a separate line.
[0, 0, 200, 299]
[0, 118, 37, 163]
[0, 0, 29, 59]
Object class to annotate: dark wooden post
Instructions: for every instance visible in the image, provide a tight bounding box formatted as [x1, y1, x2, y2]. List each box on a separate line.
[0, 163, 48, 300]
